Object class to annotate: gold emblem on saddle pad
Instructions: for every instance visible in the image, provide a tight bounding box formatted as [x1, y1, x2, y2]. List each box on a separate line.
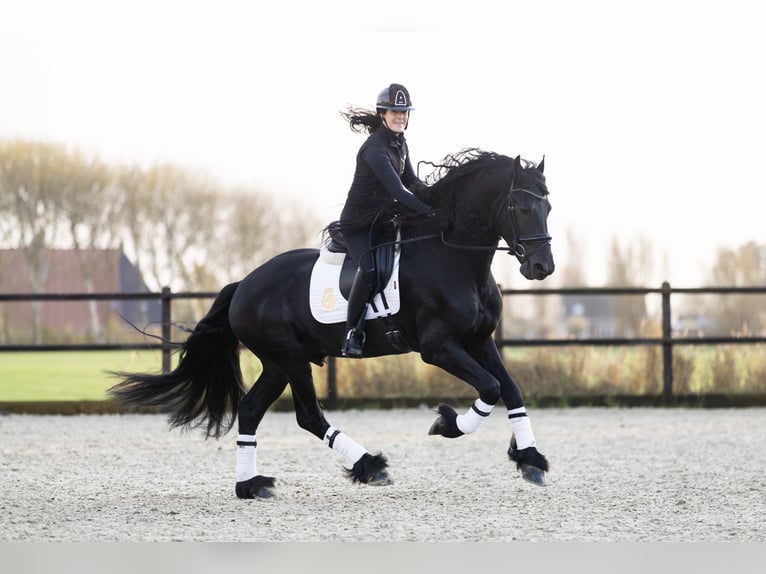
[321, 288, 337, 310]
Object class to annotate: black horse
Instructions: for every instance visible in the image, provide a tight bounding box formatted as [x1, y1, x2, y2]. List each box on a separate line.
[109, 149, 555, 499]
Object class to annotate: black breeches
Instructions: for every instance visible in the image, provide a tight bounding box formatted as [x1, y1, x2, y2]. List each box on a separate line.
[343, 226, 377, 289]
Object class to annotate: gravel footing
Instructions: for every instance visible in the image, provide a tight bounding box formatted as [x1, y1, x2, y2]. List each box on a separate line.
[2, 407, 764, 542]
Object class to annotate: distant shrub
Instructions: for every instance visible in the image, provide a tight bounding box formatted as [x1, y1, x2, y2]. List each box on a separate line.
[322, 343, 765, 400]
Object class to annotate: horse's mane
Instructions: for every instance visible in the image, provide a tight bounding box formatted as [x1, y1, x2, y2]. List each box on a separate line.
[420, 148, 509, 185]
[418, 148, 539, 209]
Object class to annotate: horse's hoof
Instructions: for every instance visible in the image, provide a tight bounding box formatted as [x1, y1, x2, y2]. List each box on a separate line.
[347, 452, 391, 485]
[367, 469, 394, 486]
[235, 475, 276, 499]
[508, 436, 549, 486]
[427, 404, 463, 438]
[520, 464, 547, 486]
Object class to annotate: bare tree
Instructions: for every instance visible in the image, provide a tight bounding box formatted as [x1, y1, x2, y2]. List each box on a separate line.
[114, 163, 153, 285]
[115, 162, 219, 292]
[559, 226, 588, 287]
[204, 187, 324, 288]
[705, 241, 766, 334]
[606, 236, 653, 336]
[0, 140, 70, 342]
[56, 151, 123, 341]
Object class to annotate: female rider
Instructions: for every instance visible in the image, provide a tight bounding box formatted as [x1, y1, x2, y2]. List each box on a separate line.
[338, 83, 438, 357]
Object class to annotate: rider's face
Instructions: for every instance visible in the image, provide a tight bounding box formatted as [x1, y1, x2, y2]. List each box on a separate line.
[382, 109, 408, 133]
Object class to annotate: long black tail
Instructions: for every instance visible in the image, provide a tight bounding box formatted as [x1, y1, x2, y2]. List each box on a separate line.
[109, 282, 245, 439]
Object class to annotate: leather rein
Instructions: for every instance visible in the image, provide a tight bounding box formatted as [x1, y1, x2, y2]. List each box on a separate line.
[370, 180, 551, 262]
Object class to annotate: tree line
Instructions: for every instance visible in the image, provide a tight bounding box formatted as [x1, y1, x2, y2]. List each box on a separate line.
[496, 215, 766, 338]
[0, 138, 324, 294]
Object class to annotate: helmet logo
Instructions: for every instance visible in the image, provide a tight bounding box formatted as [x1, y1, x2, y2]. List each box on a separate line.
[394, 90, 407, 107]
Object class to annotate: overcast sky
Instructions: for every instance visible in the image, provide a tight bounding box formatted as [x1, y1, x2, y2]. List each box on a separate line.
[2, 0, 764, 286]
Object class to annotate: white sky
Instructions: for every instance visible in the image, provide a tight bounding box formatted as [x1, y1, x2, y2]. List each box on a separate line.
[2, 0, 765, 287]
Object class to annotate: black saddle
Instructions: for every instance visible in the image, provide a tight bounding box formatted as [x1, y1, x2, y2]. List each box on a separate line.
[326, 224, 397, 301]
[326, 222, 409, 352]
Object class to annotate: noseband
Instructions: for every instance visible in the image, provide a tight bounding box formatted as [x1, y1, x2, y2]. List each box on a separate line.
[497, 183, 552, 261]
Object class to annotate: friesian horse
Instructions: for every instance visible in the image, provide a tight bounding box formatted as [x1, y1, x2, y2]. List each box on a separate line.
[109, 149, 555, 498]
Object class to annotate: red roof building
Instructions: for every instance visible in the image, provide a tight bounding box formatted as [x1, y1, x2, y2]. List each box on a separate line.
[0, 249, 159, 343]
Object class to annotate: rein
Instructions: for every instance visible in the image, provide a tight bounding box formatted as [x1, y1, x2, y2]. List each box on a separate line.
[366, 179, 551, 260]
[368, 231, 442, 254]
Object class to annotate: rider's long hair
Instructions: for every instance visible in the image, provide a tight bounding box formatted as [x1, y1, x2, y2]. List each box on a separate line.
[341, 106, 384, 134]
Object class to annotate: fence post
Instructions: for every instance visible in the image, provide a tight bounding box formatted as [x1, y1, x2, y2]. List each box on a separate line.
[326, 356, 338, 409]
[661, 281, 673, 404]
[161, 286, 172, 374]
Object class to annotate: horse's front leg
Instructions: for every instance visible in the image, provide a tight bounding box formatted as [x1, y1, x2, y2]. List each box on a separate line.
[471, 338, 549, 486]
[422, 337, 548, 486]
[421, 337, 504, 439]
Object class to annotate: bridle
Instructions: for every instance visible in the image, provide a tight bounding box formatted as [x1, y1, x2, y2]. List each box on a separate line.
[440, 179, 552, 260]
[496, 182, 552, 260]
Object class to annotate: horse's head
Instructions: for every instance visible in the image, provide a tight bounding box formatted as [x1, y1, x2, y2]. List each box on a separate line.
[425, 149, 554, 280]
[498, 156, 554, 280]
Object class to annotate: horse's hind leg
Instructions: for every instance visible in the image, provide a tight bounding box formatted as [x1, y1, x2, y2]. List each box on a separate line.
[235, 362, 288, 499]
[286, 360, 393, 486]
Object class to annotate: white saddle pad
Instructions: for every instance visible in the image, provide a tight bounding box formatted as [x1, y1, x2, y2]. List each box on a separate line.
[309, 247, 401, 325]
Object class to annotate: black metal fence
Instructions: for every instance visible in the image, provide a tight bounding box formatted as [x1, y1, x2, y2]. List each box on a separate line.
[0, 287, 216, 374]
[494, 283, 766, 403]
[2, 283, 765, 405]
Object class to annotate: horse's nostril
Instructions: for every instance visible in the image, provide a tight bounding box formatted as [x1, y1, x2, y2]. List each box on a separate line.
[534, 262, 553, 279]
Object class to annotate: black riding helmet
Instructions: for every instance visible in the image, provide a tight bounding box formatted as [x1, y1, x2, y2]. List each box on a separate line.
[376, 83, 415, 111]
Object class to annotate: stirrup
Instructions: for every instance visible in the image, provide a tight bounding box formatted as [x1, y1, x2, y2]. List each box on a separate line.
[341, 329, 365, 358]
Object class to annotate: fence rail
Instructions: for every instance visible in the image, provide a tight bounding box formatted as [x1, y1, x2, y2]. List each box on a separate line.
[2, 283, 765, 406]
[494, 283, 766, 404]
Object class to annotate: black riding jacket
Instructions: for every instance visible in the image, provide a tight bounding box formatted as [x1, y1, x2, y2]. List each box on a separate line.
[340, 126, 431, 230]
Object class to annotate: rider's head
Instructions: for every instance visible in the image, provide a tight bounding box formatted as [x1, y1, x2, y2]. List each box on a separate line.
[376, 83, 413, 133]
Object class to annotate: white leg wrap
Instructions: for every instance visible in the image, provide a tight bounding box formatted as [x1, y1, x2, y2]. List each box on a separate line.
[236, 434, 257, 482]
[456, 398, 494, 434]
[508, 407, 536, 449]
[324, 426, 366, 464]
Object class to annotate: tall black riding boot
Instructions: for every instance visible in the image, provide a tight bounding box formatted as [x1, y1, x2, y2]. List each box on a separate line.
[341, 269, 373, 358]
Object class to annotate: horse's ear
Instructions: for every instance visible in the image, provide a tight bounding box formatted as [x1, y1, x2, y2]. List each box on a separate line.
[538, 155, 545, 174]
[513, 155, 522, 179]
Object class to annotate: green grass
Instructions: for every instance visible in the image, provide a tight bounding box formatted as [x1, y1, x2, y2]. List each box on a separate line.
[0, 351, 165, 401]
[0, 350, 266, 402]
[3, 344, 764, 402]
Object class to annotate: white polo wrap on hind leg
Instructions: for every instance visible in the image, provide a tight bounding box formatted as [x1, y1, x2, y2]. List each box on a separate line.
[456, 399, 494, 434]
[324, 426, 366, 464]
[236, 434, 257, 482]
[508, 407, 537, 449]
